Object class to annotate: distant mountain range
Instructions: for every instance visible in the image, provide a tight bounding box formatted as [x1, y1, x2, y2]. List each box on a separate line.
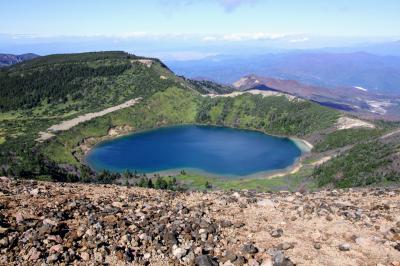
[317, 40, 400, 56]
[167, 51, 400, 95]
[0, 53, 39, 67]
[233, 75, 400, 120]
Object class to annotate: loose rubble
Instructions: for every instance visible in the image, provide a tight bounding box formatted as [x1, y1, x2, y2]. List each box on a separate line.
[0, 177, 399, 265]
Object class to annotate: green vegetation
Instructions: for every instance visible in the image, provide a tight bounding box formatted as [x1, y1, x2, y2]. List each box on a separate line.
[313, 141, 400, 187]
[34, 85, 338, 191]
[0, 51, 180, 114]
[313, 128, 385, 152]
[174, 166, 314, 192]
[1, 51, 399, 191]
[197, 95, 339, 136]
[185, 78, 235, 94]
[40, 87, 340, 168]
[0, 52, 221, 177]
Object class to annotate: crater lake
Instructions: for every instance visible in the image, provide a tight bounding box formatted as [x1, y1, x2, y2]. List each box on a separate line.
[85, 125, 303, 178]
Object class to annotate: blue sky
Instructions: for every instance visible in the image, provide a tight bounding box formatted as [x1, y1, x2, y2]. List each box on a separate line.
[1, 0, 399, 57]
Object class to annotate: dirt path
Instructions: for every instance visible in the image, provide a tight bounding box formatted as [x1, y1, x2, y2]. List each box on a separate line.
[204, 89, 300, 101]
[36, 98, 141, 142]
[381, 128, 400, 139]
[310, 155, 332, 166]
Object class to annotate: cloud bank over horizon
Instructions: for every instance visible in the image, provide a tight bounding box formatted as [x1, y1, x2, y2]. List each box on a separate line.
[1, 31, 399, 61]
[1, 0, 399, 59]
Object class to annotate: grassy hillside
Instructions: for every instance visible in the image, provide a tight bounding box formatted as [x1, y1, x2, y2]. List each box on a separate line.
[40, 87, 340, 166]
[0, 52, 230, 173]
[1, 51, 399, 190]
[1, 51, 177, 114]
[196, 95, 337, 136]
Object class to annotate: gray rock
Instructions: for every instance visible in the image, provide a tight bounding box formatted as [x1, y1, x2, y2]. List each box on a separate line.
[314, 243, 322, 250]
[339, 243, 351, 251]
[172, 245, 187, 259]
[30, 188, 39, 196]
[268, 249, 294, 266]
[164, 231, 178, 246]
[277, 242, 293, 250]
[221, 220, 233, 228]
[0, 237, 9, 248]
[270, 228, 283, 238]
[183, 251, 195, 263]
[80, 252, 90, 261]
[233, 256, 246, 266]
[248, 258, 261, 266]
[28, 247, 41, 261]
[47, 254, 59, 263]
[242, 243, 259, 254]
[195, 254, 218, 266]
[234, 222, 245, 228]
[223, 250, 237, 262]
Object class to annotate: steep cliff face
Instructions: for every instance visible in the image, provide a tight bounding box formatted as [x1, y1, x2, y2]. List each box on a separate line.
[0, 177, 399, 265]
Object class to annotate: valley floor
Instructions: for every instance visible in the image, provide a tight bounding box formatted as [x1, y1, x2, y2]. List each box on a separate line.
[0, 177, 399, 265]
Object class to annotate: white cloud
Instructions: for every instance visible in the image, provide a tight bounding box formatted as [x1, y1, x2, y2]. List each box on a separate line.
[202, 36, 218, 42]
[115, 32, 148, 39]
[201, 32, 305, 42]
[289, 36, 310, 43]
[223, 32, 288, 41]
[2, 32, 308, 45]
[153, 51, 218, 61]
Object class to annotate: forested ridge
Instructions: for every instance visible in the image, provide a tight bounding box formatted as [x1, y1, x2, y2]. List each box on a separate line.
[0, 52, 157, 111]
[313, 140, 400, 187]
[0, 51, 399, 190]
[196, 95, 337, 136]
[0, 62, 131, 110]
[0, 52, 236, 183]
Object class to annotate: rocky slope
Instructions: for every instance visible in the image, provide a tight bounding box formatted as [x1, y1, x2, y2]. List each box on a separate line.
[0, 177, 399, 265]
[233, 75, 400, 121]
[0, 53, 39, 67]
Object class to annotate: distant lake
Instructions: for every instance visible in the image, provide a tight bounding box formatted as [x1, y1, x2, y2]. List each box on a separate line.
[85, 125, 303, 178]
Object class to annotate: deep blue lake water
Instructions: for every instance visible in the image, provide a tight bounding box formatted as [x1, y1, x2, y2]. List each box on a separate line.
[86, 125, 302, 177]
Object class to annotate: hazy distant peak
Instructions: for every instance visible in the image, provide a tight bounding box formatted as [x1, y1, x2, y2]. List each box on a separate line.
[0, 53, 40, 67]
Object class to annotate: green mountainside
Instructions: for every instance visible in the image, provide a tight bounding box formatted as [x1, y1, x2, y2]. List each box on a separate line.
[0, 51, 399, 190]
[0, 51, 207, 114]
[0, 52, 229, 160]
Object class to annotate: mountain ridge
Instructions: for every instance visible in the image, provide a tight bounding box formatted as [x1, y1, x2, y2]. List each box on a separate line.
[0, 53, 39, 67]
[167, 51, 400, 95]
[0, 51, 399, 192]
[233, 75, 400, 121]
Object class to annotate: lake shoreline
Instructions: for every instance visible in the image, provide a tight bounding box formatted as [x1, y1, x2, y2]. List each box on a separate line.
[81, 124, 314, 181]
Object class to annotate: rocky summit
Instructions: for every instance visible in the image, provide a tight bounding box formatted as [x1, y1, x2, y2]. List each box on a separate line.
[0, 177, 399, 265]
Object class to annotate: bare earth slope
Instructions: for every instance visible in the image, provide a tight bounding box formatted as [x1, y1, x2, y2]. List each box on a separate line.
[36, 98, 141, 142]
[0, 177, 399, 265]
